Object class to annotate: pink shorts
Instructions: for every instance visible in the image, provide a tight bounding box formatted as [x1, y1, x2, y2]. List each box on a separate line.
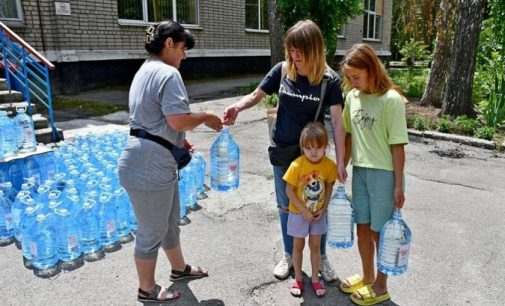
[287, 212, 327, 238]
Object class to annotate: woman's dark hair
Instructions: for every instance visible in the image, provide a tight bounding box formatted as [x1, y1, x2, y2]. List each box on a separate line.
[144, 20, 195, 55]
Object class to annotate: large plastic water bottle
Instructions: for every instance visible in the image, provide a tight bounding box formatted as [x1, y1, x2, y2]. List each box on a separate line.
[0, 190, 14, 246]
[30, 213, 60, 278]
[0, 111, 18, 158]
[193, 152, 207, 199]
[11, 190, 32, 247]
[15, 108, 37, 153]
[19, 199, 40, 269]
[178, 175, 190, 226]
[79, 198, 105, 262]
[378, 208, 412, 276]
[114, 188, 134, 244]
[54, 207, 83, 270]
[327, 184, 354, 248]
[23, 156, 42, 187]
[97, 192, 121, 252]
[210, 128, 240, 191]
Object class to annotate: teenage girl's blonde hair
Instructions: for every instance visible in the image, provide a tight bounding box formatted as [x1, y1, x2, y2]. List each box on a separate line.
[299, 122, 328, 150]
[340, 43, 403, 96]
[284, 20, 326, 85]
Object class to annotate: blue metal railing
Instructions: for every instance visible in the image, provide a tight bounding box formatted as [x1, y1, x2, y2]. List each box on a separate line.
[0, 21, 59, 142]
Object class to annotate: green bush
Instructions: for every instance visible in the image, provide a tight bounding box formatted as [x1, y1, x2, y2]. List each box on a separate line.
[475, 126, 496, 140]
[413, 116, 428, 131]
[477, 72, 505, 129]
[399, 39, 431, 66]
[453, 116, 478, 136]
[389, 68, 428, 98]
[262, 94, 279, 108]
[437, 117, 453, 133]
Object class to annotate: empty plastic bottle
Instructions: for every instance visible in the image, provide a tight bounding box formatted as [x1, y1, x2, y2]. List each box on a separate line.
[378, 208, 412, 276]
[79, 198, 105, 262]
[327, 184, 354, 249]
[0, 190, 14, 246]
[15, 108, 37, 153]
[97, 192, 121, 252]
[210, 128, 240, 191]
[54, 207, 83, 271]
[0, 111, 18, 158]
[30, 213, 60, 278]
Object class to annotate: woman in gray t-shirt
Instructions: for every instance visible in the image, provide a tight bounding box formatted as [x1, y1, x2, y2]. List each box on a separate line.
[118, 21, 222, 303]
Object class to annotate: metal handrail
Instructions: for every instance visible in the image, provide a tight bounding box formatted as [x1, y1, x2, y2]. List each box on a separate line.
[0, 21, 54, 69]
[0, 21, 60, 142]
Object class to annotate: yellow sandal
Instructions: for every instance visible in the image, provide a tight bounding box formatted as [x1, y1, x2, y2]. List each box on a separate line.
[350, 285, 390, 306]
[339, 274, 365, 294]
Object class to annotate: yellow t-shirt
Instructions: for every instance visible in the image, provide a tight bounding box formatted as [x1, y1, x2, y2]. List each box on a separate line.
[283, 155, 338, 214]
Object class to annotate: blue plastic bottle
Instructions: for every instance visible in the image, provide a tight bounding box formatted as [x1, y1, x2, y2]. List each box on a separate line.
[378, 209, 412, 276]
[97, 192, 121, 252]
[178, 175, 190, 226]
[114, 188, 134, 243]
[193, 152, 208, 199]
[326, 184, 354, 249]
[11, 190, 32, 247]
[0, 111, 18, 158]
[79, 198, 105, 262]
[30, 213, 60, 278]
[15, 108, 37, 153]
[20, 199, 40, 269]
[54, 207, 83, 270]
[0, 190, 14, 246]
[23, 156, 42, 187]
[210, 128, 240, 191]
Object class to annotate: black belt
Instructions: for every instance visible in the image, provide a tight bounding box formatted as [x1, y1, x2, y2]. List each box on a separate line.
[129, 129, 175, 151]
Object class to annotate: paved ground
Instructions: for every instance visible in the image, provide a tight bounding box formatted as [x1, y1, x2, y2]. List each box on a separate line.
[1, 97, 505, 306]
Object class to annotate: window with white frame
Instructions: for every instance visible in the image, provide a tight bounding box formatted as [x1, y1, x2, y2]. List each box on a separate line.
[0, 0, 23, 20]
[337, 25, 345, 38]
[363, 0, 382, 40]
[118, 0, 199, 25]
[245, 0, 268, 31]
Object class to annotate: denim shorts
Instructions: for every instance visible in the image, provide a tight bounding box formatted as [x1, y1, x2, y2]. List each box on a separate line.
[287, 213, 328, 238]
[351, 166, 396, 232]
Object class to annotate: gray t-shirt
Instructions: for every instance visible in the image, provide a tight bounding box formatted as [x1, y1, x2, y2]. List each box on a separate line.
[129, 58, 190, 146]
[118, 58, 190, 191]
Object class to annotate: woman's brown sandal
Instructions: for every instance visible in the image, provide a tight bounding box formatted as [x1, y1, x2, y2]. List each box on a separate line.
[170, 264, 209, 281]
[137, 284, 181, 303]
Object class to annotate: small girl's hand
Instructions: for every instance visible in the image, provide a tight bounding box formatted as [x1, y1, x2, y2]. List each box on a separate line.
[302, 209, 314, 222]
[312, 208, 325, 221]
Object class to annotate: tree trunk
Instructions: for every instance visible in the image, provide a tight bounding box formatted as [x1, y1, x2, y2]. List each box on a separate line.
[420, 0, 457, 107]
[442, 0, 487, 117]
[268, 0, 284, 66]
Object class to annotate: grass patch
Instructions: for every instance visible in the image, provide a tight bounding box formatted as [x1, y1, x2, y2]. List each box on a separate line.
[53, 97, 128, 117]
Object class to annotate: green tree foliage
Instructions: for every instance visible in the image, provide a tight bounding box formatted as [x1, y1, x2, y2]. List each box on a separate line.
[276, 0, 362, 61]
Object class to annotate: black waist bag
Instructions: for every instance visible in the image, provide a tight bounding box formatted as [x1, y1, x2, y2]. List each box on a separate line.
[130, 129, 191, 170]
[268, 144, 300, 167]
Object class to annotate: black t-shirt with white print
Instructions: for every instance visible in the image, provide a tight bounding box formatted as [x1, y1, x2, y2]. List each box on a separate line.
[259, 62, 344, 147]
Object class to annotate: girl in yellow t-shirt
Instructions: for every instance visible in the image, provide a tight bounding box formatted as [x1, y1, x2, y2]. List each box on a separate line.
[340, 43, 408, 306]
[283, 122, 338, 298]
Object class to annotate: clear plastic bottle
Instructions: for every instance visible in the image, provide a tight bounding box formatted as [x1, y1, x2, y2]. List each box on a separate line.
[15, 108, 37, 153]
[0, 190, 14, 246]
[377, 208, 412, 276]
[0, 111, 18, 158]
[11, 190, 32, 247]
[114, 188, 134, 244]
[20, 199, 40, 269]
[326, 184, 354, 248]
[54, 207, 83, 270]
[79, 198, 105, 262]
[30, 213, 60, 278]
[210, 128, 240, 191]
[193, 152, 208, 199]
[97, 192, 121, 252]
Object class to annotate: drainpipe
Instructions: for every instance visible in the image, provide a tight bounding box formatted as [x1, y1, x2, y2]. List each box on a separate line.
[35, 0, 47, 51]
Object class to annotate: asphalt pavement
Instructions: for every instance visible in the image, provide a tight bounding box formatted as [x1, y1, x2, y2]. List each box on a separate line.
[1, 97, 504, 306]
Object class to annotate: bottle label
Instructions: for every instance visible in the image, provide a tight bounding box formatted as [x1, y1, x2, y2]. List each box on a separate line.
[68, 235, 78, 251]
[30, 242, 38, 257]
[397, 243, 410, 266]
[106, 221, 116, 235]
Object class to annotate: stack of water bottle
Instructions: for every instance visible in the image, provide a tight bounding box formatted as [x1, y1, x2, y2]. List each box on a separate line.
[178, 152, 207, 225]
[0, 107, 38, 158]
[0, 131, 138, 278]
[326, 184, 412, 276]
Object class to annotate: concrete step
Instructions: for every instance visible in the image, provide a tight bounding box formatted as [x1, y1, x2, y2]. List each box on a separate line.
[0, 90, 24, 103]
[0, 78, 7, 91]
[35, 127, 64, 144]
[0, 101, 37, 115]
[32, 113, 49, 129]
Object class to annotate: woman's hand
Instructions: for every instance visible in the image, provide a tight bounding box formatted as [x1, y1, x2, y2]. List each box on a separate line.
[223, 104, 240, 125]
[204, 113, 223, 131]
[183, 139, 194, 152]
